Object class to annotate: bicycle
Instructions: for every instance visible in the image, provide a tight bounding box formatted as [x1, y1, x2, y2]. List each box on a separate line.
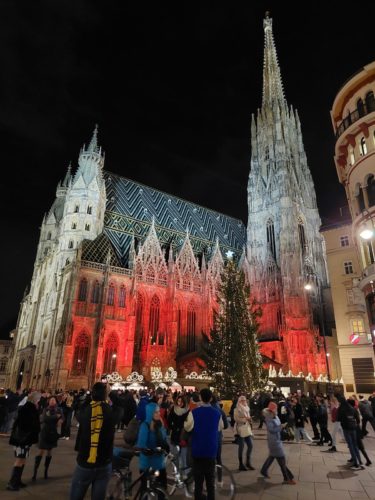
[106, 447, 170, 500]
[166, 446, 236, 499]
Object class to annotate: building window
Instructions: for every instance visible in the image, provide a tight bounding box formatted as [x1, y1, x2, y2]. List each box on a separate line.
[87, 206, 92, 214]
[365, 91, 375, 113]
[78, 278, 88, 301]
[187, 302, 196, 353]
[72, 333, 90, 375]
[360, 137, 367, 156]
[177, 308, 182, 352]
[47, 232, 51, 240]
[0, 358, 7, 372]
[119, 286, 126, 308]
[149, 295, 160, 345]
[368, 175, 375, 207]
[344, 261, 353, 274]
[44, 248, 49, 256]
[340, 235, 350, 247]
[346, 289, 355, 305]
[68, 240, 74, 249]
[351, 319, 365, 335]
[298, 220, 306, 255]
[72, 222, 77, 230]
[349, 147, 355, 166]
[357, 98, 365, 117]
[135, 293, 144, 349]
[266, 219, 276, 260]
[91, 281, 100, 304]
[85, 224, 90, 231]
[3, 346, 9, 354]
[74, 205, 79, 213]
[107, 284, 115, 306]
[103, 334, 118, 373]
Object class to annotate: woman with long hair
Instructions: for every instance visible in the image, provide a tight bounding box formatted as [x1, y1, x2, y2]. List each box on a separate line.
[167, 394, 189, 474]
[32, 396, 63, 481]
[234, 395, 254, 471]
[6, 391, 41, 491]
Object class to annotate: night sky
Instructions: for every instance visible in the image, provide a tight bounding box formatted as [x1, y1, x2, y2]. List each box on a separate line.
[1, 1, 374, 339]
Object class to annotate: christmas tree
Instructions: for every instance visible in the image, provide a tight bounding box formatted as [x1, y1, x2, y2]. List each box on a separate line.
[203, 257, 266, 395]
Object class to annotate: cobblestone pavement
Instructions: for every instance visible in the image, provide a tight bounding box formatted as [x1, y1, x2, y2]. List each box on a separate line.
[1, 423, 375, 499]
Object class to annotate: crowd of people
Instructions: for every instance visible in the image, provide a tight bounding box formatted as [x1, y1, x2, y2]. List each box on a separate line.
[1, 384, 375, 499]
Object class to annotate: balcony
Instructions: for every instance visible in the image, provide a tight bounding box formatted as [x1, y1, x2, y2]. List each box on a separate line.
[359, 263, 375, 292]
[336, 100, 375, 138]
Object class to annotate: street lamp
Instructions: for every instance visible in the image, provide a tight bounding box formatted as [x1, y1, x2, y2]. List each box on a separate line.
[304, 273, 331, 381]
[359, 209, 375, 240]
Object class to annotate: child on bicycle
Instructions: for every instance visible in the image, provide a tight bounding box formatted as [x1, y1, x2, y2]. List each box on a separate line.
[136, 402, 169, 493]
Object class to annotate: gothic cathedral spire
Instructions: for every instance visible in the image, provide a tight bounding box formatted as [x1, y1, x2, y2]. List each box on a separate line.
[247, 14, 330, 378]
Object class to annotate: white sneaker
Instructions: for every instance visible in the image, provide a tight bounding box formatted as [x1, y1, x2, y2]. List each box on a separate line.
[217, 481, 224, 488]
[65, 437, 70, 440]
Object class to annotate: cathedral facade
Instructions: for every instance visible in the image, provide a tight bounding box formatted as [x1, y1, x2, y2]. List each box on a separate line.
[8, 15, 330, 390]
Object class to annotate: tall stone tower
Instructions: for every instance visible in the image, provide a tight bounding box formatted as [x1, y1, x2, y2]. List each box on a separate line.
[246, 14, 329, 377]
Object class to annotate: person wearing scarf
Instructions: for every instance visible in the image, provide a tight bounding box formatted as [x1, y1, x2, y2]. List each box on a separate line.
[234, 395, 255, 471]
[70, 382, 119, 500]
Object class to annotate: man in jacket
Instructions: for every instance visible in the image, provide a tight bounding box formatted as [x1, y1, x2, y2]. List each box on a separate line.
[184, 388, 221, 500]
[70, 382, 119, 500]
[358, 395, 375, 436]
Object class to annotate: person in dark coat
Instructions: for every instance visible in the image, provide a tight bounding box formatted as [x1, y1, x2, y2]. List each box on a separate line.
[70, 382, 119, 500]
[307, 398, 320, 440]
[6, 391, 41, 491]
[167, 394, 189, 473]
[32, 396, 63, 481]
[122, 390, 137, 426]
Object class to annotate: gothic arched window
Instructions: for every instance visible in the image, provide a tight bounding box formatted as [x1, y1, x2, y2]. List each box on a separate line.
[298, 219, 306, 255]
[365, 91, 375, 113]
[357, 98, 365, 117]
[187, 301, 196, 353]
[135, 293, 144, 349]
[177, 307, 182, 352]
[78, 278, 88, 302]
[367, 175, 375, 207]
[119, 286, 126, 308]
[91, 281, 100, 304]
[149, 295, 160, 344]
[107, 284, 115, 306]
[360, 137, 367, 156]
[72, 333, 90, 375]
[266, 219, 276, 260]
[103, 333, 118, 373]
[47, 231, 51, 240]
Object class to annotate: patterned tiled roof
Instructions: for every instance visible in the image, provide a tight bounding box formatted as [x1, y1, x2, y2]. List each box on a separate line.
[103, 171, 246, 266]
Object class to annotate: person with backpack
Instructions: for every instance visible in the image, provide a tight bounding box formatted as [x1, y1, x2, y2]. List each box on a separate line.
[337, 394, 364, 471]
[316, 396, 332, 447]
[347, 399, 372, 466]
[136, 402, 169, 494]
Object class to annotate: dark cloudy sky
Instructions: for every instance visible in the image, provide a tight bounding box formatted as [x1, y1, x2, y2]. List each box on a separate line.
[0, 1, 374, 338]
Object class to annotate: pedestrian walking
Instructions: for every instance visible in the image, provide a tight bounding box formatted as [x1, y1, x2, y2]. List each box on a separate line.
[292, 397, 313, 443]
[234, 395, 254, 470]
[324, 396, 344, 453]
[69, 382, 119, 500]
[347, 399, 372, 466]
[337, 394, 364, 471]
[6, 391, 41, 491]
[32, 396, 63, 481]
[260, 401, 296, 485]
[358, 395, 375, 436]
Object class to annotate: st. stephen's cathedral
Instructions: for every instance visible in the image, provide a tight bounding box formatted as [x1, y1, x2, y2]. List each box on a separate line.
[8, 15, 330, 390]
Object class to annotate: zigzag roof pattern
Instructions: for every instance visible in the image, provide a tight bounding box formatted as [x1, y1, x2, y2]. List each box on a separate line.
[103, 171, 246, 265]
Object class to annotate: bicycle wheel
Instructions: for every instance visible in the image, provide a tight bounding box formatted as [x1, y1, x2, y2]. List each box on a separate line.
[105, 471, 124, 500]
[215, 464, 236, 499]
[185, 465, 236, 500]
[140, 486, 170, 500]
[165, 455, 179, 495]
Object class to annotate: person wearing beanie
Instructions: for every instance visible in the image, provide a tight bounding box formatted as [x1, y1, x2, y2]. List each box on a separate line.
[260, 401, 296, 485]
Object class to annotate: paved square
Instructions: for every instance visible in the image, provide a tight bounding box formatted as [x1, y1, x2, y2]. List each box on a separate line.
[0, 424, 375, 499]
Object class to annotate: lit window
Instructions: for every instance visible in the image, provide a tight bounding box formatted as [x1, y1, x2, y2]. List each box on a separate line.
[349, 148, 355, 165]
[360, 137, 367, 156]
[344, 261, 353, 274]
[87, 206, 92, 214]
[351, 319, 365, 335]
[340, 235, 350, 247]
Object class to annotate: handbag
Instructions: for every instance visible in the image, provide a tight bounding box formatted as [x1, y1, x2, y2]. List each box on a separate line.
[238, 422, 252, 438]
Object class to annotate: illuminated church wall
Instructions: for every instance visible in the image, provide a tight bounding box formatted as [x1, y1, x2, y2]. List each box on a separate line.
[7, 14, 334, 391]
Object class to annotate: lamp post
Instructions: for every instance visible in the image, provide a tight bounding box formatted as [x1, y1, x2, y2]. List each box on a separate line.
[304, 274, 331, 381]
